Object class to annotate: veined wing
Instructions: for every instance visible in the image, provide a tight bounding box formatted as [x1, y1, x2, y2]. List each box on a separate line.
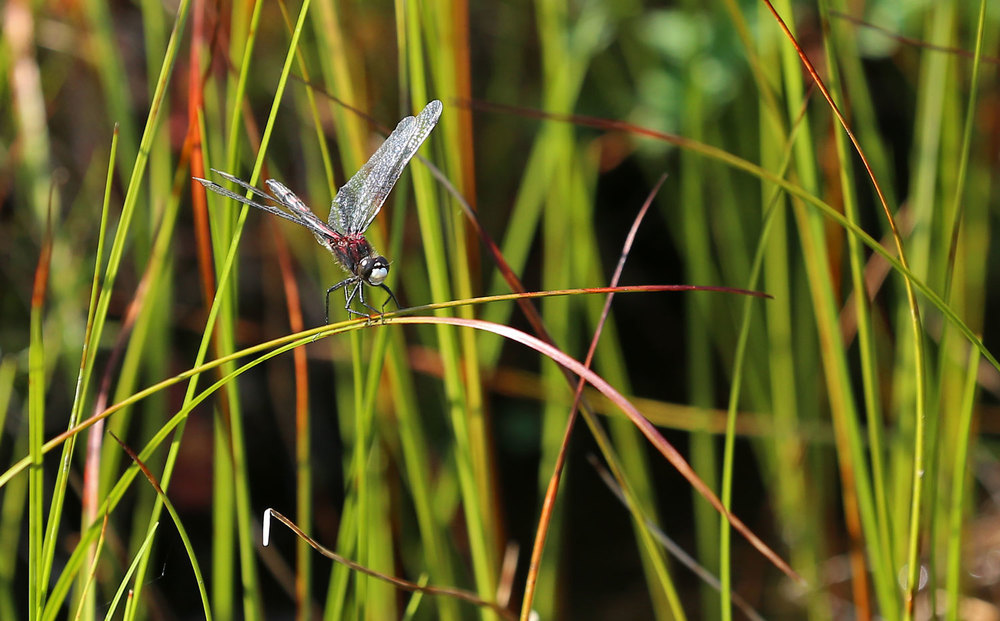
[195, 169, 337, 238]
[264, 179, 338, 237]
[330, 100, 442, 235]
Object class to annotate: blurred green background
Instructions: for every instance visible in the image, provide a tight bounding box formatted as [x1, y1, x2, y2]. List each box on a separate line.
[1, 0, 998, 619]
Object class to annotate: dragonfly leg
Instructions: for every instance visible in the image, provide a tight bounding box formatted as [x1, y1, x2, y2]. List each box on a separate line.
[325, 277, 355, 323]
[343, 280, 370, 318]
[377, 283, 399, 312]
[356, 282, 382, 316]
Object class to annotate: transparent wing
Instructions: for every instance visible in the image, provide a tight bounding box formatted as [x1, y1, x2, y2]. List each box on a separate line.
[264, 179, 338, 237]
[330, 100, 442, 235]
[195, 169, 337, 238]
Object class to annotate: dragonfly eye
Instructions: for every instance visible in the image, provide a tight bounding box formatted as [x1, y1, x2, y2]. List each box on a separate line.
[364, 256, 390, 285]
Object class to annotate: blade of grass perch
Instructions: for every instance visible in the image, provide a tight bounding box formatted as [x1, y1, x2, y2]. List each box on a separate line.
[522, 175, 679, 619]
[5, 285, 787, 609]
[8, 284, 780, 609]
[0, 286, 773, 495]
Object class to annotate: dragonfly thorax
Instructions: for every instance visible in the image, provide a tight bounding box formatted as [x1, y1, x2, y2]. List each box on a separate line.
[359, 255, 390, 285]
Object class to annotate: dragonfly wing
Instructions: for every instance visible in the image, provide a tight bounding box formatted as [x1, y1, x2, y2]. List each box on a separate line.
[195, 172, 310, 228]
[330, 100, 442, 235]
[264, 179, 338, 238]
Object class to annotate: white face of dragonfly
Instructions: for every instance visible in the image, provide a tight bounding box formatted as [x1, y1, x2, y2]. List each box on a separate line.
[361, 256, 390, 285]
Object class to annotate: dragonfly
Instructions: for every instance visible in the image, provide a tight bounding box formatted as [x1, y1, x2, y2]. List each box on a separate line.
[194, 99, 443, 321]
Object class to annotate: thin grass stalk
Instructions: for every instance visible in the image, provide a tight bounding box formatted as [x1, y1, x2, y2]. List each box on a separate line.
[425, 2, 495, 546]
[113, 434, 212, 619]
[819, 0, 896, 607]
[138, 0, 172, 220]
[525, 175, 682, 619]
[942, 0, 987, 301]
[277, 1, 336, 190]
[703, 12, 813, 618]
[203, 11, 257, 612]
[222, 0, 265, 175]
[383, 327, 462, 621]
[924, 7, 987, 610]
[678, 74, 724, 621]
[0, 430, 29, 621]
[366, 443, 397, 620]
[72, 514, 106, 621]
[894, 10, 954, 616]
[33, 0, 193, 608]
[28, 209, 51, 620]
[403, 0, 498, 609]
[81, 0, 140, 192]
[354, 327, 397, 617]
[76, 127, 118, 621]
[765, 2, 920, 616]
[532, 2, 675, 616]
[764, 2, 935, 612]
[538, 138, 576, 621]
[212, 409, 236, 621]
[323, 494, 357, 621]
[820, 2, 898, 592]
[41, 0, 191, 593]
[268, 225, 313, 620]
[345, 327, 367, 616]
[747, 11, 804, 620]
[100, 524, 158, 621]
[309, 1, 366, 171]
[347, 333, 379, 619]
[943, 345, 981, 621]
[131, 2, 314, 616]
[194, 123, 240, 621]
[728, 90, 828, 617]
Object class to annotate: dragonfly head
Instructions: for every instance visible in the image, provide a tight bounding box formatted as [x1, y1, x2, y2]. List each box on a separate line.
[360, 255, 390, 286]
